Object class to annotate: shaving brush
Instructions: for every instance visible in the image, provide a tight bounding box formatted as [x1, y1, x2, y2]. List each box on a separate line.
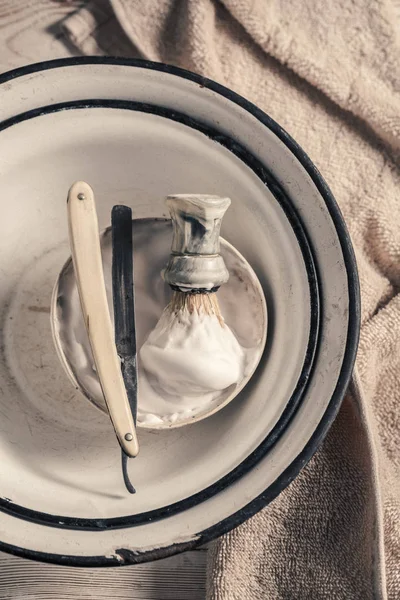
[163, 194, 231, 324]
[140, 194, 244, 402]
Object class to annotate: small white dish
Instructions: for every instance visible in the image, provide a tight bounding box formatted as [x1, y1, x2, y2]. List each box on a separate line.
[51, 218, 268, 429]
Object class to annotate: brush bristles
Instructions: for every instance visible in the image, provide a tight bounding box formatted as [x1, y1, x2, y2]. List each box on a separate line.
[169, 291, 224, 326]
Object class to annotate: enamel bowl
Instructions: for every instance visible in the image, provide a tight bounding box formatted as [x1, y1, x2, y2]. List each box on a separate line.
[51, 218, 268, 429]
[0, 58, 359, 566]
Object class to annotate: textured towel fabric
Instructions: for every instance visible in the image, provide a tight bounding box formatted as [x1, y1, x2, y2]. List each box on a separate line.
[63, 1, 400, 598]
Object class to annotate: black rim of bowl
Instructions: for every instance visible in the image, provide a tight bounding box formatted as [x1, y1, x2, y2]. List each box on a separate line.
[0, 58, 360, 566]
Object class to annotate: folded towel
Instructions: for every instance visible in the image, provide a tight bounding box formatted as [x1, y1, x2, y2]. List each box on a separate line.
[63, 1, 400, 597]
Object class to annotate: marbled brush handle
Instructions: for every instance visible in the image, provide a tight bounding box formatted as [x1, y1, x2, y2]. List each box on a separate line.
[163, 194, 231, 291]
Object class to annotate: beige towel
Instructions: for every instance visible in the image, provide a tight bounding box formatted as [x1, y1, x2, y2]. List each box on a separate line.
[63, 1, 400, 598]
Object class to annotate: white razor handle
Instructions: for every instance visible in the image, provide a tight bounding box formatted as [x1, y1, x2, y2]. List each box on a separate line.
[67, 181, 139, 458]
